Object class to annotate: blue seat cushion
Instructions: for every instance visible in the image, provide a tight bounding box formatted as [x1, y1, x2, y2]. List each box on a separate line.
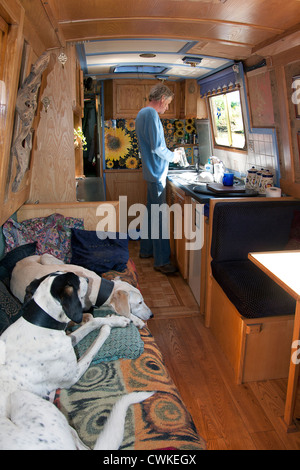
[211, 260, 296, 319]
[211, 201, 300, 262]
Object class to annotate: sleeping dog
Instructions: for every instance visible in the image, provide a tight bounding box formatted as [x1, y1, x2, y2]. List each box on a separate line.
[0, 271, 154, 450]
[11, 253, 153, 328]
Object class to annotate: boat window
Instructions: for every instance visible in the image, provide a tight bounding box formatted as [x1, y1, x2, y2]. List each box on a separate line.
[208, 90, 246, 150]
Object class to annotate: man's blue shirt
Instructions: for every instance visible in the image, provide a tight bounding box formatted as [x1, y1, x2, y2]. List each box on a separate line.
[135, 107, 174, 183]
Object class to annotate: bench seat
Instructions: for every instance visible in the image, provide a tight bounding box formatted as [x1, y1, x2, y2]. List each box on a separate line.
[206, 198, 300, 383]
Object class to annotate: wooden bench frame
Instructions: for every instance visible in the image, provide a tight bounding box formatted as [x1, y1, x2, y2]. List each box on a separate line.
[16, 201, 120, 231]
[205, 197, 296, 383]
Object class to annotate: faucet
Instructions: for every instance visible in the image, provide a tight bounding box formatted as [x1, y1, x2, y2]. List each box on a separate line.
[194, 148, 200, 173]
[195, 155, 201, 173]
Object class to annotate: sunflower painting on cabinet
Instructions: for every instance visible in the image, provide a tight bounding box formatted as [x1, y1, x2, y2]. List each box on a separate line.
[104, 118, 196, 169]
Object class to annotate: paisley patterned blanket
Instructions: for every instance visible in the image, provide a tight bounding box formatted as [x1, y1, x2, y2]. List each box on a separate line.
[55, 326, 206, 450]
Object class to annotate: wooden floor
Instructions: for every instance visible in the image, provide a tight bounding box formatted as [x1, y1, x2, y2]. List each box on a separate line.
[129, 241, 300, 450]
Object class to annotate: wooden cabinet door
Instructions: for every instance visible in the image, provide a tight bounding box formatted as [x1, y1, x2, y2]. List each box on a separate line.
[167, 181, 189, 278]
[144, 82, 178, 118]
[115, 83, 145, 118]
[108, 79, 180, 119]
[174, 188, 189, 279]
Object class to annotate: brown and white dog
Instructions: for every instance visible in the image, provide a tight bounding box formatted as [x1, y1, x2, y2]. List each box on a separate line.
[11, 253, 153, 328]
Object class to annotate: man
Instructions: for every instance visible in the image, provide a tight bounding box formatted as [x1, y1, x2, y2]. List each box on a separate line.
[135, 83, 181, 274]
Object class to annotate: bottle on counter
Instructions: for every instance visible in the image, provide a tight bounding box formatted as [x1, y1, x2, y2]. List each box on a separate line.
[204, 158, 214, 173]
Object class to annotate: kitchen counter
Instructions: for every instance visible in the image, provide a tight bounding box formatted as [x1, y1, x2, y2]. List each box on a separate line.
[167, 169, 257, 204]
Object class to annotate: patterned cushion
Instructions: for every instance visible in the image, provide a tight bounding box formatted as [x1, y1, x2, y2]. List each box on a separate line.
[56, 327, 206, 450]
[2, 214, 84, 262]
[68, 308, 144, 363]
[0, 280, 22, 334]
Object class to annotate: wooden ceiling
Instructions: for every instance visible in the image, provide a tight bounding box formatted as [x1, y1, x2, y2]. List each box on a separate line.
[18, 0, 300, 79]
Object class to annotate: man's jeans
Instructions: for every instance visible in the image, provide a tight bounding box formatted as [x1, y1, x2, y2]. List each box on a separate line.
[140, 180, 171, 267]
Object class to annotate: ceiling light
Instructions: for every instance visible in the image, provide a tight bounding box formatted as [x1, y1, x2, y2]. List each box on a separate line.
[113, 65, 166, 74]
[182, 56, 202, 67]
[139, 53, 156, 58]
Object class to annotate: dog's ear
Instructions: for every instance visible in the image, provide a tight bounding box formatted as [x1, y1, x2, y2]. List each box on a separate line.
[51, 273, 83, 324]
[60, 284, 83, 324]
[24, 275, 49, 303]
[110, 290, 131, 318]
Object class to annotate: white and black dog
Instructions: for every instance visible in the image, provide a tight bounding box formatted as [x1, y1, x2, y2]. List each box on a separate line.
[0, 271, 154, 450]
[11, 253, 153, 328]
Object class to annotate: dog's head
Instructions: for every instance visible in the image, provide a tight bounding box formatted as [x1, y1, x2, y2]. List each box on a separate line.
[25, 271, 89, 324]
[109, 280, 153, 324]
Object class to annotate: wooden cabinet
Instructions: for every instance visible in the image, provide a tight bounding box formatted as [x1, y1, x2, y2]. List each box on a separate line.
[105, 169, 147, 229]
[167, 180, 189, 279]
[179, 79, 208, 119]
[115, 82, 147, 117]
[104, 79, 180, 119]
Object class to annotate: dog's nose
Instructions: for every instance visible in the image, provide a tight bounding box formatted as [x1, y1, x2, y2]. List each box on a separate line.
[150, 311, 154, 318]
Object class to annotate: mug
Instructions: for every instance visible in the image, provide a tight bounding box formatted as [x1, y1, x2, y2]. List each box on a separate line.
[223, 172, 234, 186]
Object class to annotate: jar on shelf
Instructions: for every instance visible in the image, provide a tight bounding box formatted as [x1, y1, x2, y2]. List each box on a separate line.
[246, 167, 257, 189]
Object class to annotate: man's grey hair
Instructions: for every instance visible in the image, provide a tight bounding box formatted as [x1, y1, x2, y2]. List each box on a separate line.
[148, 84, 174, 102]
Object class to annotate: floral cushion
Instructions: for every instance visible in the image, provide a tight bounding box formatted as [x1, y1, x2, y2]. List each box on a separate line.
[2, 214, 84, 262]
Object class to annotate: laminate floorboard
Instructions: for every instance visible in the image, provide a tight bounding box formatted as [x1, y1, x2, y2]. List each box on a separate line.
[129, 241, 300, 450]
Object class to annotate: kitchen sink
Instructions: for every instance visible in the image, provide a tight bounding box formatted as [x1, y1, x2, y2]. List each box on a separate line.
[168, 169, 211, 185]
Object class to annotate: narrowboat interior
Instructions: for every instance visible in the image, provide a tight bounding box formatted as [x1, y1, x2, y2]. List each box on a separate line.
[0, 0, 300, 450]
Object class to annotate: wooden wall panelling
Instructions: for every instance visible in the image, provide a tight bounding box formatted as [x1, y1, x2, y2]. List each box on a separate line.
[268, 46, 300, 198]
[285, 61, 300, 183]
[0, 16, 8, 79]
[246, 67, 275, 128]
[0, 1, 26, 226]
[17, 201, 120, 232]
[28, 45, 77, 204]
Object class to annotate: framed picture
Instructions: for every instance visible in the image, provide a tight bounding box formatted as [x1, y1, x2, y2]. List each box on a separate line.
[293, 75, 300, 118]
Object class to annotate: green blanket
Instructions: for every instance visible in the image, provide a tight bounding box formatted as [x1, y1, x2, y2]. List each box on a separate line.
[69, 308, 144, 364]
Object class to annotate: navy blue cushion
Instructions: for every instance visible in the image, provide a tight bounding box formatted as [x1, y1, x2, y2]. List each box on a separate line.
[211, 201, 300, 262]
[70, 229, 129, 275]
[0, 242, 37, 281]
[211, 260, 296, 319]
[0, 280, 22, 334]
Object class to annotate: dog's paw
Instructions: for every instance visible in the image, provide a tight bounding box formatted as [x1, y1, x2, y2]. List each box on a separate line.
[131, 316, 145, 329]
[106, 315, 130, 328]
